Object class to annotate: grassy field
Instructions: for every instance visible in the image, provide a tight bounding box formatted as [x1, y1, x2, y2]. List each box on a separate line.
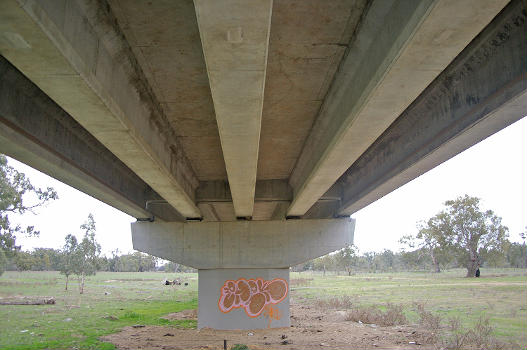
[0, 269, 525, 349]
[0, 271, 198, 349]
[290, 269, 527, 343]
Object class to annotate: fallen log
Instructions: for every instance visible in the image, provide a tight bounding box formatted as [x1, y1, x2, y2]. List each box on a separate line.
[0, 297, 55, 305]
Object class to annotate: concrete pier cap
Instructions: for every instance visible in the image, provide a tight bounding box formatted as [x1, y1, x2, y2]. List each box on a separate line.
[132, 218, 355, 329]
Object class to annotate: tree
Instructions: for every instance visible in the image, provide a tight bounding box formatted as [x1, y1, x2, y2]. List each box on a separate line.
[0, 155, 57, 275]
[421, 195, 508, 277]
[400, 220, 453, 273]
[520, 228, 527, 268]
[335, 244, 358, 275]
[398, 248, 428, 271]
[60, 234, 78, 290]
[313, 254, 337, 276]
[0, 249, 6, 275]
[72, 214, 101, 294]
[506, 241, 526, 268]
[14, 251, 35, 271]
[165, 261, 180, 273]
[108, 249, 121, 272]
[117, 252, 158, 272]
[375, 249, 396, 271]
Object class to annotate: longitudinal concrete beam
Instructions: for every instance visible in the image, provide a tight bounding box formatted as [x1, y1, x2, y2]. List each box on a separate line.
[0, 56, 183, 222]
[287, 0, 509, 216]
[132, 218, 355, 269]
[337, 0, 527, 215]
[195, 0, 272, 218]
[0, 0, 201, 218]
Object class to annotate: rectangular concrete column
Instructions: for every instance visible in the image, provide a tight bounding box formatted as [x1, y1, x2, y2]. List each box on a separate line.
[198, 268, 289, 330]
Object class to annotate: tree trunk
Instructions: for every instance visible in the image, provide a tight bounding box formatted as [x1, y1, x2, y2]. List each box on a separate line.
[80, 273, 85, 294]
[466, 250, 480, 277]
[323, 265, 326, 277]
[65, 275, 69, 291]
[430, 251, 441, 273]
[466, 261, 478, 277]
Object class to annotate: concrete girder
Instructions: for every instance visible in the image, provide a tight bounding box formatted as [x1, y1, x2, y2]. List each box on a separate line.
[131, 218, 355, 269]
[194, 0, 273, 218]
[0, 56, 183, 222]
[287, 0, 509, 216]
[0, 0, 201, 218]
[337, 0, 527, 215]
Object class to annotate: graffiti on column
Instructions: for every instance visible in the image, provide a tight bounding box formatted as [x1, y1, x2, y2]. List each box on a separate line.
[218, 278, 288, 318]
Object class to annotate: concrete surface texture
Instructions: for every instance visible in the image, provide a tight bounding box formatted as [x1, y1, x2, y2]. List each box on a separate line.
[198, 268, 290, 329]
[132, 218, 355, 269]
[286, 0, 510, 216]
[0, 0, 201, 218]
[195, 0, 272, 218]
[0, 57, 178, 221]
[1, 0, 523, 222]
[335, 0, 527, 215]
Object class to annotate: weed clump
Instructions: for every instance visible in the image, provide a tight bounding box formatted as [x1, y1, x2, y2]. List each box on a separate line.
[345, 303, 407, 326]
[415, 302, 441, 331]
[314, 295, 354, 309]
[440, 316, 516, 350]
[231, 344, 249, 350]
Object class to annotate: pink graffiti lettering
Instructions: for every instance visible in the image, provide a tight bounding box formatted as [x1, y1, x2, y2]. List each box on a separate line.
[218, 277, 288, 318]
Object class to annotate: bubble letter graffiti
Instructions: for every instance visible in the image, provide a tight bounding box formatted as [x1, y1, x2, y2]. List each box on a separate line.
[218, 278, 288, 318]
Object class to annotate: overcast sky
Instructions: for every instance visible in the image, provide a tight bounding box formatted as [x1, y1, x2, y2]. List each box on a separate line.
[7, 116, 527, 256]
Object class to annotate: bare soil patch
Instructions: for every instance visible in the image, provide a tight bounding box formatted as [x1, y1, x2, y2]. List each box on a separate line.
[161, 309, 197, 321]
[101, 303, 436, 349]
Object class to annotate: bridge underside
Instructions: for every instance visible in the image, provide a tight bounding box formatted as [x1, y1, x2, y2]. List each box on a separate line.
[1, 0, 525, 329]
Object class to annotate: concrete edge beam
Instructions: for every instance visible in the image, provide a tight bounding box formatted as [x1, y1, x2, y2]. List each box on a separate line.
[131, 218, 355, 269]
[0, 56, 184, 222]
[337, 0, 527, 215]
[195, 0, 273, 217]
[0, 0, 201, 218]
[287, 0, 509, 216]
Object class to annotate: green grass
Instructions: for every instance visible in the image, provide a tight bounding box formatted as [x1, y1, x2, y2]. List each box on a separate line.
[0, 271, 198, 349]
[291, 268, 527, 344]
[0, 269, 525, 349]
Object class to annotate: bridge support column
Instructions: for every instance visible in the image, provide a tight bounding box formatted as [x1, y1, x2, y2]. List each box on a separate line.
[131, 218, 354, 329]
[198, 268, 290, 329]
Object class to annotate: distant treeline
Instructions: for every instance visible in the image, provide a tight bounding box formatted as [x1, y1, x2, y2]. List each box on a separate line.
[4, 248, 195, 273]
[4, 241, 525, 274]
[293, 241, 527, 274]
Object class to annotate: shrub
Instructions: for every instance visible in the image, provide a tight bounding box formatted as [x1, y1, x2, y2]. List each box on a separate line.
[231, 344, 249, 350]
[345, 303, 407, 326]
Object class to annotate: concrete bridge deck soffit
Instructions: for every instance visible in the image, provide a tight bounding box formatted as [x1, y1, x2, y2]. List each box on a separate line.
[0, 0, 525, 222]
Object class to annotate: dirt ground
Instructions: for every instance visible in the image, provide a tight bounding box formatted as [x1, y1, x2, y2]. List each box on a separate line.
[101, 302, 437, 350]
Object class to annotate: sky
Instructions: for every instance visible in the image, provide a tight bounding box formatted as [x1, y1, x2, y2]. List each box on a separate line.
[6, 116, 527, 257]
